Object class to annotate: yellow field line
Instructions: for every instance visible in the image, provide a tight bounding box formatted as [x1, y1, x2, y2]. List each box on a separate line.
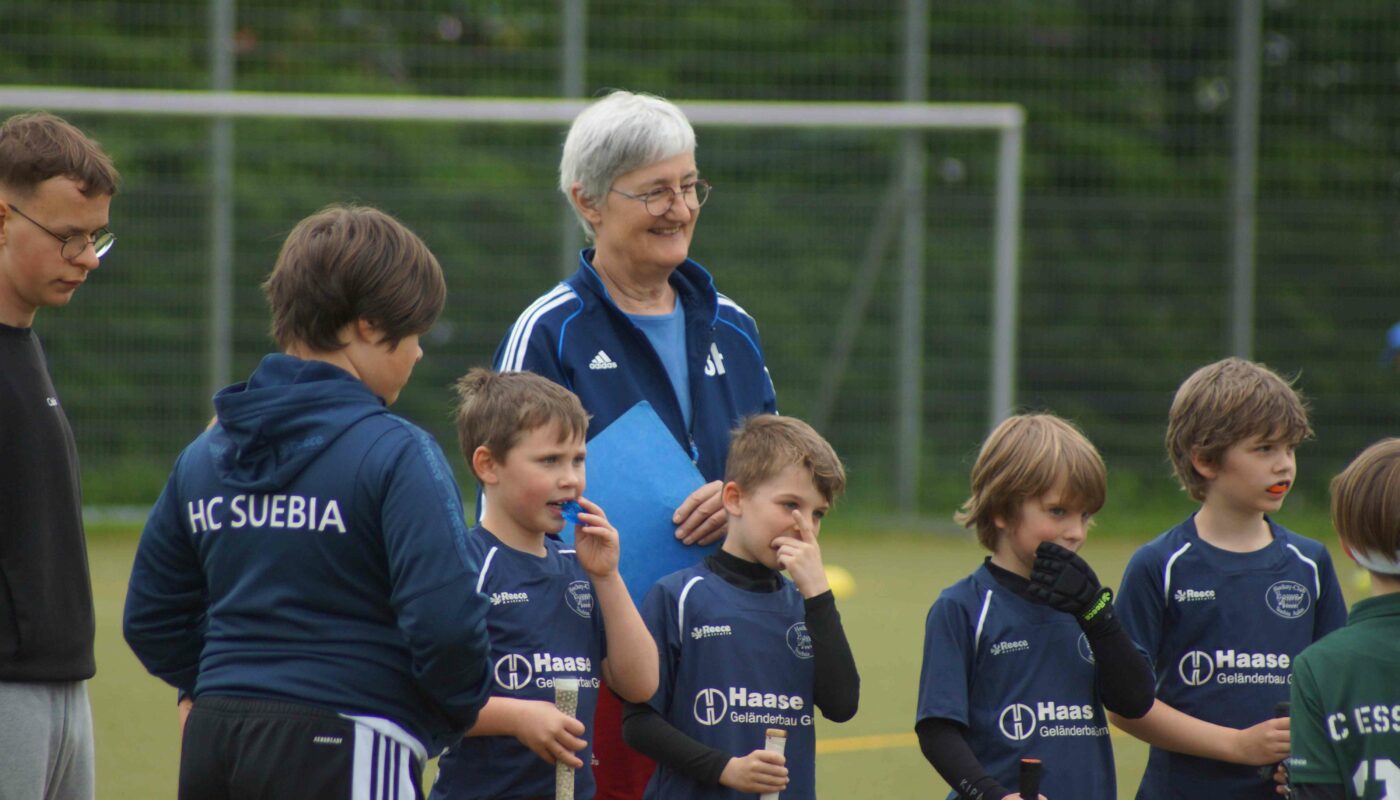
[816, 732, 918, 754]
[818, 727, 1126, 754]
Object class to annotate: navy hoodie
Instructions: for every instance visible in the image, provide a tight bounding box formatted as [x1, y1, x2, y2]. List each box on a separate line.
[124, 354, 493, 753]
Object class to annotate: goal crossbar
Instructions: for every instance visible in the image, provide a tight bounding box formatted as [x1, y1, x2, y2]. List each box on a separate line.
[0, 86, 1022, 131]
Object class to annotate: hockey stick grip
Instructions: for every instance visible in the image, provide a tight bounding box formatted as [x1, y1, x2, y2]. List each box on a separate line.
[1018, 758, 1041, 799]
[554, 678, 580, 800]
[1256, 701, 1292, 780]
[759, 728, 787, 800]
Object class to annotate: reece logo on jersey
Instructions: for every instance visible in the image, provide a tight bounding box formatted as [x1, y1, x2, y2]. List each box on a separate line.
[692, 686, 813, 728]
[493, 651, 600, 692]
[1177, 649, 1293, 687]
[1174, 588, 1216, 603]
[691, 623, 733, 640]
[491, 590, 529, 606]
[990, 639, 1030, 657]
[997, 701, 1108, 741]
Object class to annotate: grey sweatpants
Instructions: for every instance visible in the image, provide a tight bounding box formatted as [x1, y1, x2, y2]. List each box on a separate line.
[0, 680, 94, 800]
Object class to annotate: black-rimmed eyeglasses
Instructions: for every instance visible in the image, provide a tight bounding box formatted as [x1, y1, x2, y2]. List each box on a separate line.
[8, 204, 116, 261]
[610, 180, 711, 217]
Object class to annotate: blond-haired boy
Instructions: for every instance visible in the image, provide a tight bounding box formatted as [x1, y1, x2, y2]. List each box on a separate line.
[621, 415, 859, 800]
[431, 368, 657, 800]
[916, 413, 1154, 800]
[1286, 438, 1400, 800]
[1113, 357, 1348, 799]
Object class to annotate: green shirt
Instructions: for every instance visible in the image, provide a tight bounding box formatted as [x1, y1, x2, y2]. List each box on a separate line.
[1290, 592, 1400, 797]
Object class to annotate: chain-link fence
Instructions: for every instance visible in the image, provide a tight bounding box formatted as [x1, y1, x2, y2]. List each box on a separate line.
[2, 1, 1396, 511]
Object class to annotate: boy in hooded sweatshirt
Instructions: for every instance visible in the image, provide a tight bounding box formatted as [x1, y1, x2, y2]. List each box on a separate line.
[123, 205, 493, 800]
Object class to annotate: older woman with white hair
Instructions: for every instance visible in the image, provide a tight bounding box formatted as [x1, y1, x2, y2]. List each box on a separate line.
[489, 89, 777, 797]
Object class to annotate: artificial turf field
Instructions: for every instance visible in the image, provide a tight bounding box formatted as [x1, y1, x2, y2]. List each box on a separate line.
[89, 506, 1360, 798]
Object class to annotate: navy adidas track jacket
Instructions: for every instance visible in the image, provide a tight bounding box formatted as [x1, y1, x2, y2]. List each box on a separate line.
[494, 250, 777, 483]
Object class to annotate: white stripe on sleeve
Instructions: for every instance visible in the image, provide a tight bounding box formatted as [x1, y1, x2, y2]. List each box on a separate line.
[677, 576, 705, 637]
[476, 546, 499, 594]
[1163, 542, 1192, 598]
[1285, 543, 1322, 596]
[500, 284, 574, 372]
[973, 590, 993, 652]
[716, 293, 753, 320]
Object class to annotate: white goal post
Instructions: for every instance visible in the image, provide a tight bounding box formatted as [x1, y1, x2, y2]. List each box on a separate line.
[0, 86, 1024, 506]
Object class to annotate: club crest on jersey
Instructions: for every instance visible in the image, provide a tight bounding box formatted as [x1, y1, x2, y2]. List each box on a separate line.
[1266, 580, 1311, 619]
[1077, 633, 1095, 665]
[786, 622, 813, 659]
[565, 580, 594, 618]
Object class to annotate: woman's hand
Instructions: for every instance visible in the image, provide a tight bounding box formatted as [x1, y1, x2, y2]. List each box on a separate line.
[673, 480, 727, 545]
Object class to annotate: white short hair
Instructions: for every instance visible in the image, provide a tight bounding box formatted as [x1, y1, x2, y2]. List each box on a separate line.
[559, 90, 697, 240]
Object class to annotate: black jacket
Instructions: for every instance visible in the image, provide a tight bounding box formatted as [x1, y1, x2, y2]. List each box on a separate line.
[0, 324, 95, 681]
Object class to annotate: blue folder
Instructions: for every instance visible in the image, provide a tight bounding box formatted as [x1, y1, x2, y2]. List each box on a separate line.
[561, 401, 715, 605]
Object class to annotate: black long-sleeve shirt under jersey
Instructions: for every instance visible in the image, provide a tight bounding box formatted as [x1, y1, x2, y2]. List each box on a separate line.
[621, 550, 860, 785]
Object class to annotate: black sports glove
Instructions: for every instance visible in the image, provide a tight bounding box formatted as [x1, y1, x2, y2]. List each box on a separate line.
[1028, 541, 1114, 628]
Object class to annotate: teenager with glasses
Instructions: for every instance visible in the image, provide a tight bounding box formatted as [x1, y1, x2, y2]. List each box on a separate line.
[0, 110, 120, 800]
[6, 202, 114, 262]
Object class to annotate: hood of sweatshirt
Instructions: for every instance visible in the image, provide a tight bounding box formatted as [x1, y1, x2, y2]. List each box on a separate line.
[209, 354, 387, 492]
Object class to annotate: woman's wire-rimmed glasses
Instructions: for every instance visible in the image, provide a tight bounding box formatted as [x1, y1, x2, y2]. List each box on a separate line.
[610, 179, 711, 216]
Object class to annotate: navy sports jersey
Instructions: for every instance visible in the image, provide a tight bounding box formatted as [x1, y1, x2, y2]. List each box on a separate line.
[493, 249, 776, 485]
[641, 563, 815, 800]
[431, 526, 607, 800]
[1117, 514, 1348, 799]
[123, 354, 493, 754]
[917, 563, 1116, 800]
